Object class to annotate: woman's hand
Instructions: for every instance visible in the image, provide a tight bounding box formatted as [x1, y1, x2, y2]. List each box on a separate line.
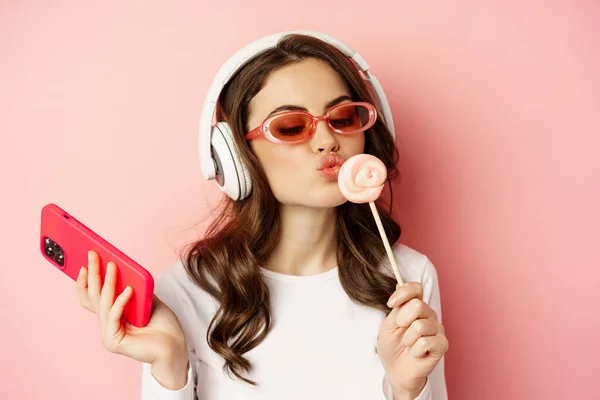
[76, 250, 189, 388]
[376, 282, 449, 399]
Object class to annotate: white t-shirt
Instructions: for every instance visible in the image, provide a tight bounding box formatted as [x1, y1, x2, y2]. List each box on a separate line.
[141, 243, 448, 399]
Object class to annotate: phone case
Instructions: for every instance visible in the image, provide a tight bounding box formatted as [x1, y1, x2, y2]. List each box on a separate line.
[40, 203, 154, 327]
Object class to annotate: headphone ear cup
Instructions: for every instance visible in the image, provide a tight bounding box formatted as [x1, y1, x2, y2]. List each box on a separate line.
[210, 122, 252, 200]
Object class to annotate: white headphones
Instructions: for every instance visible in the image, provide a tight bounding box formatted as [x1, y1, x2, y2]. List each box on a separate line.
[198, 30, 395, 201]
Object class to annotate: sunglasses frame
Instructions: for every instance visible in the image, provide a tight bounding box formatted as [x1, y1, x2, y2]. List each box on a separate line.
[244, 101, 377, 144]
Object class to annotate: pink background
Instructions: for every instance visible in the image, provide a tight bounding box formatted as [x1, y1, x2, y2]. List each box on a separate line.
[2, 1, 599, 399]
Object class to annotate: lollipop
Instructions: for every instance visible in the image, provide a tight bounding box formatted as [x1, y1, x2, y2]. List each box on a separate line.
[338, 154, 404, 285]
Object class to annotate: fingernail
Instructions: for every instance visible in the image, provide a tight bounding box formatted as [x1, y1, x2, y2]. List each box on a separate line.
[387, 297, 398, 308]
[88, 250, 92, 261]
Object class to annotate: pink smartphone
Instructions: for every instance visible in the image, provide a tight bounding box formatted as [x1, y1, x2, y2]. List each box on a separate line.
[40, 203, 154, 327]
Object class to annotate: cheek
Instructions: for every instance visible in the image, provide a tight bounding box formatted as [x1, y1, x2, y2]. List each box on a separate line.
[340, 132, 366, 155]
[250, 141, 306, 184]
[257, 149, 307, 203]
[252, 142, 300, 168]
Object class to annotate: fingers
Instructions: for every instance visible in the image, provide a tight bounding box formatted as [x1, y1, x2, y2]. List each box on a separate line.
[387, 282, 424, 308]
[77, 250, 118, 325]
[401, 318, 444, 348]
[76, 251, 134, 355]
[410, 335, 449, 359]
[87, 250, 102, 308]
[76, 266, 93, 312]
[106, 285, 133, 337]
[395, 298, 437, 329]
[381, 290, 437, 334]
[380, 281, 449, 361]
[99, 261, 117, 326]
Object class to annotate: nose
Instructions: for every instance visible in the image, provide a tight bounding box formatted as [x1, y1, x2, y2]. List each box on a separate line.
[310, 120, 339, 153]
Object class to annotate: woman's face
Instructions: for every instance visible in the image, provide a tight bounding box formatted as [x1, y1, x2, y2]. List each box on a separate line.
[247, 58, 365, 208]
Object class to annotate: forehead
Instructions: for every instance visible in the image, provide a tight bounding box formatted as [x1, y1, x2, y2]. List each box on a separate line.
[248, 58, 352, 117]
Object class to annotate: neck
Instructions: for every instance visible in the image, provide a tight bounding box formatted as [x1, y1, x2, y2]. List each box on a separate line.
[263, 204, 338, 276]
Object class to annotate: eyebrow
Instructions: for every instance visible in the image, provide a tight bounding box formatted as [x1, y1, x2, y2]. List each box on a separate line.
[267, 95, 353, 117]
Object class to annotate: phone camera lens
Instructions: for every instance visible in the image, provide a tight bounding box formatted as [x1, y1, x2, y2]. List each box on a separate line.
[45, 246, 55, 258]
[43, 237, 65, 267]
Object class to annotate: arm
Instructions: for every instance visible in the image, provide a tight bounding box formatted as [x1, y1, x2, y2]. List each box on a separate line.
[141, 358, 195, 400]
[141, 263, 199, 400]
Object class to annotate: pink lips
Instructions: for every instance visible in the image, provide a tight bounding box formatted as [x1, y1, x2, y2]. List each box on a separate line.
[317, 154, 346, 180]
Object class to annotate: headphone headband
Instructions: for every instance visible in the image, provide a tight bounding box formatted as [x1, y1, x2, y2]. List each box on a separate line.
[199, 30, 395, 181]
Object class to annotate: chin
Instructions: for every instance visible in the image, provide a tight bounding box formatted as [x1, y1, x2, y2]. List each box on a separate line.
[309, 199, 346, 209]
[275, 188, 348, 209]
[321, 193, 348, 208]
[305, 191, 348, 209]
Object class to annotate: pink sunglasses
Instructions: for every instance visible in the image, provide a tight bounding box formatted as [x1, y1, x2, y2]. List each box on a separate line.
[245, 101, 377, 144]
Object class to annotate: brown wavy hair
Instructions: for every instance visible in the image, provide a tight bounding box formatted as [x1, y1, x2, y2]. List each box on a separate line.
[180, 34, 402, 385]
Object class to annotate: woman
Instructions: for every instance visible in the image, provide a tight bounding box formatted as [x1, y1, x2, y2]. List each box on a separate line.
[76, 33, 449, 399]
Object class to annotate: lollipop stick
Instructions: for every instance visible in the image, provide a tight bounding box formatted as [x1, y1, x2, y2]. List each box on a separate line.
[368, 201, 404, 285]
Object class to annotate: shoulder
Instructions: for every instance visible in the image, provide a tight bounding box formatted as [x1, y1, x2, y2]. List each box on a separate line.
[379, 243, 440, 287]
[153, 260, 194, 308]
[380, 243, 444, 317]
[154, 259, 217, 308]
[153, 259, 218, 347]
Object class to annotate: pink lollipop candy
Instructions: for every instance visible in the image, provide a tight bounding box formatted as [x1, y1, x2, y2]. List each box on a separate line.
[338, 154, 404, 285]
[338, 154, 387, 203]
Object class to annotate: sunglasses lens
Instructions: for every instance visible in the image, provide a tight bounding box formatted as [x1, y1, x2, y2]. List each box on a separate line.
[264, 103, 374, 142]
[329, 104, 373, 132]
[270, 114, 312, 142]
